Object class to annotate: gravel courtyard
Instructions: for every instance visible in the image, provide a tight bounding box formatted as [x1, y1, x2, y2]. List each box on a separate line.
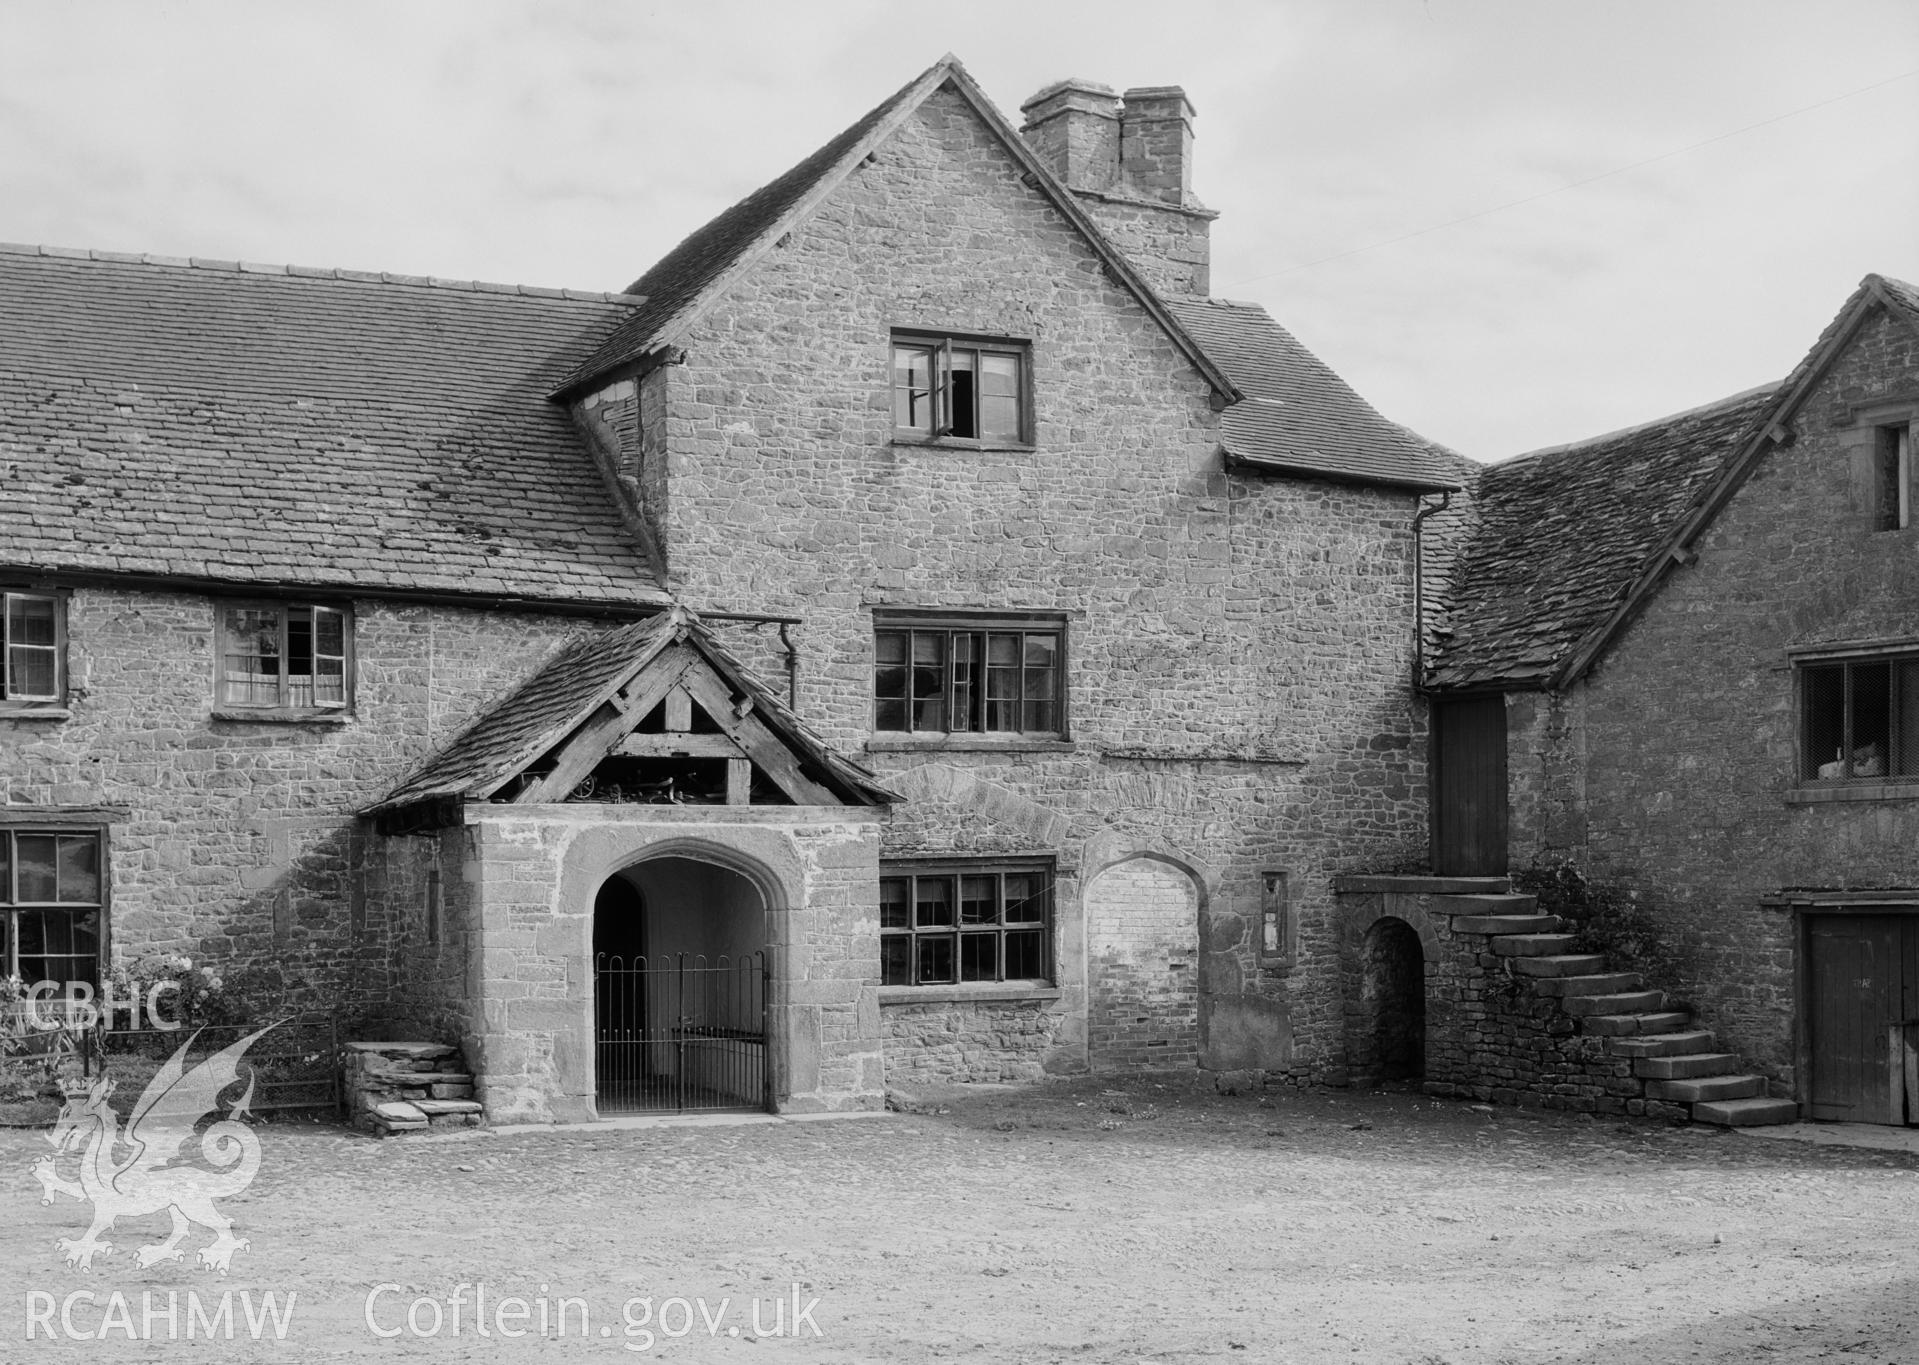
[5, 1077, 1917, 1364]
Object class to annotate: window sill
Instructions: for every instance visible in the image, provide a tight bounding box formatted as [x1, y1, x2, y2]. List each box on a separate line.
[210, 708, 354, 725]
[0, 707, 71, 722]
[1786, 781, 1919, 804]
[866, 736, 1075, 754]
[888, 438, 1035, 454]
[879, 983, 1061, 1006]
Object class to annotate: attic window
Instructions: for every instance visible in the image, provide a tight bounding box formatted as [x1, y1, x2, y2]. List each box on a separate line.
[891, 333, 1029, 445]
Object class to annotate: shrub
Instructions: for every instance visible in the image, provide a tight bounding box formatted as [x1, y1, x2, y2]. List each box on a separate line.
[1511, 862, 1689, 988]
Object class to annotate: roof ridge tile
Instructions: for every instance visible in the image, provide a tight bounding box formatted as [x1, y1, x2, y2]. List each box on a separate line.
[0, 239, 647, 305]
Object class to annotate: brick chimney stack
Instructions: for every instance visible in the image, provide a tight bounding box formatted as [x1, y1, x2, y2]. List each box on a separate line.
[1118, 87, 1195, 207]
[1017, 79, 1120, 193]
[1017, 77, 1215, 297]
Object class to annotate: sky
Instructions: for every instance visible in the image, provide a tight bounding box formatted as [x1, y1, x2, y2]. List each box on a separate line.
[1, 0, 1914, 462]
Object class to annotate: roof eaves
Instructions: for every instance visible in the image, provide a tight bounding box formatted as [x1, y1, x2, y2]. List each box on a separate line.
[1223, 448, 1462, 493]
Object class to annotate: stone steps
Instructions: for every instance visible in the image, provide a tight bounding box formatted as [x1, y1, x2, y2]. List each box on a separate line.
[345, 1040, 484, 1137]
[1432, 894, 1792, 1127]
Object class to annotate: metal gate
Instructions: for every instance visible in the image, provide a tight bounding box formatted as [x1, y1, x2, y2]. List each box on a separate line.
[595, 952, 770, 1114]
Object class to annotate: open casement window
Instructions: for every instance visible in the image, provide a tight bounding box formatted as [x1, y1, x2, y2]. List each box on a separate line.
[879, 861, 1052, 987]
[891, 334, 1027, 444]
[0, 829, 102, 987]
[2, 590, 63, 705]
[1801, 653, 1919, 782]
[1877, 420, 1914, 532]
[873, 617, 1063, 737]
[218, 603, 350, 710]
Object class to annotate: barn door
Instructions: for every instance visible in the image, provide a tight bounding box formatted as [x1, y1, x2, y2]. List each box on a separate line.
[1431, 695, 1508, 877]
[1806, 913, 1919, 1125]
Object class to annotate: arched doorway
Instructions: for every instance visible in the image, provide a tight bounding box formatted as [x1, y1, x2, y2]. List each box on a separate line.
[1357, 917, 1425, 1085]
[593, 855, 769, 1114]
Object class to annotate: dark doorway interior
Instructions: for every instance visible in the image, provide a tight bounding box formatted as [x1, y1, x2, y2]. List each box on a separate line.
[593, 858, 770, 1116]
[1362, 918, 1426, 1084]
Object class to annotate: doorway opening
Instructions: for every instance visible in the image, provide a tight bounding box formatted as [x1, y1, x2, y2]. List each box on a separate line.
[593, 856, 771, 1115]
[1358, 917, 1425, 1085]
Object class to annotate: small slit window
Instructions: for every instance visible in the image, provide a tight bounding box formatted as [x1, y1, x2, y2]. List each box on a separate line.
[1877, 421, 1913, 531]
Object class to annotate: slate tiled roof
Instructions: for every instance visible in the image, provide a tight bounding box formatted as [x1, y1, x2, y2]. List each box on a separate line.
[1425, 385, 1780, 690]
[368, 608, 894, 816]
[554, 71, 930, 395]
[0, 245, 666, 607]
[1166, 298, 1463, 492]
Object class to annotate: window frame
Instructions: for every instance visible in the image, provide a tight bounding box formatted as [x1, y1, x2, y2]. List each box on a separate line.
[878, 858, 1055, 989]
[871, 612, 1067, 742]
[0, 587, 67, 711]
[1795, 647, 1919, 786]
[1876, 418, 1914, 532]
[213, 599, 355, 718]
[890, 331, 1033, 448]
[0, 825, 107, 988]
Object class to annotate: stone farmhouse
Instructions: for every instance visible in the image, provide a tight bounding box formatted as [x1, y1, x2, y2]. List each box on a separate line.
[4, 54, 1914, 1131]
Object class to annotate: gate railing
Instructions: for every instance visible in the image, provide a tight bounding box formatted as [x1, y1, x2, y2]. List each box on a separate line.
[595, 952, 769, 1114]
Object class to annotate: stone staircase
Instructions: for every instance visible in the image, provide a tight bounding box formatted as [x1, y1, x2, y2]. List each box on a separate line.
[1439, 886, 1797, 1127]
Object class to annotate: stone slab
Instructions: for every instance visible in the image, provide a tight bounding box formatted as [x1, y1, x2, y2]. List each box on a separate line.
[1633, 1052, 1741, 1080]
[413, 1099, 484, 1115]
[1451, 915, 1563, 934]
[346, 1042, 456, 1058]
[1529, 973, 1643, 997]
[1608, 1030, 1715, 1057]
[1511, 954, 1608, 977]
[1696, 1097, 1801, 1127]
[372, 1101, 427, 1122]
[1645, 1075, 1765, 1103]
[1562, 991, 1666, 1016]
[1490, 934, 1578, 957]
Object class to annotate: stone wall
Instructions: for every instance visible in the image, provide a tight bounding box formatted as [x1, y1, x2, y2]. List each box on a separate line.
[881, 995, 1063, 1083]
[0, 584, 612, 1017]
[639, 84, 1431, 1082]
[1521, 304, 1919, 1081]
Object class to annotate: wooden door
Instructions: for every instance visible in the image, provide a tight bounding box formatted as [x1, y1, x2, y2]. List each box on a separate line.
[1431, 695, 1508, 877]
[1806, 913, 1919, 1124]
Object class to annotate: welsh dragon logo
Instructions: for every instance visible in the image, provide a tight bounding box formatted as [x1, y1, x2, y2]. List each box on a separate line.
[32, 1024, 276, 1273]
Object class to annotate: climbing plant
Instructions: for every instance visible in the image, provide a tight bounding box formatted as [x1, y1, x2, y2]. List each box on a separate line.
[1510, 862, 1690, 991]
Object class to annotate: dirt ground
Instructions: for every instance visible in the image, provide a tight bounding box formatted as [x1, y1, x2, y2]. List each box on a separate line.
[4, 1076, 1918, 1364]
